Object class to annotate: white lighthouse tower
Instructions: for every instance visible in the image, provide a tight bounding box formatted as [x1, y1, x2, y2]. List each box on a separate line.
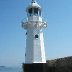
[22, 0, 47, 72]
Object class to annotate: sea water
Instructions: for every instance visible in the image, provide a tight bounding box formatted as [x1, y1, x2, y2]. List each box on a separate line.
[0, 67, 23, 72]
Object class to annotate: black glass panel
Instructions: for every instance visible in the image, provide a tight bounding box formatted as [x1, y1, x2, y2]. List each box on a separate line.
[29, 8, 32, 14]
[28, 8, 32, 16]
[39, 10, 41, 16]
[34, 8, 38, 15]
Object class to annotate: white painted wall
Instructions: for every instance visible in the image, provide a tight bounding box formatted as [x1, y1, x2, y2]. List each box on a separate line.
[24, 16, 46, 63]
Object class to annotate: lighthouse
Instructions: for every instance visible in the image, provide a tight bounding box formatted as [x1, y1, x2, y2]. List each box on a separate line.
[22, 0, 47, 72]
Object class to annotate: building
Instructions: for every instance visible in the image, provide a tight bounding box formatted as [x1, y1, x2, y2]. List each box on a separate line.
[22, 0, 47, 72]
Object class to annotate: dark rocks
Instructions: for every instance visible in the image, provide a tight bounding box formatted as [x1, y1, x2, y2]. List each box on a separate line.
[47, 56, 72, 72]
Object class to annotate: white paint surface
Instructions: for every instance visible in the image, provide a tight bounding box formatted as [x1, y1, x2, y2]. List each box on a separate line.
[22, 0, 47, 64]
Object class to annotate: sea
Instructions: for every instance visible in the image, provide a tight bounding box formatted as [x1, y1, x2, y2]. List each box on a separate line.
[0, 67, 23, 72]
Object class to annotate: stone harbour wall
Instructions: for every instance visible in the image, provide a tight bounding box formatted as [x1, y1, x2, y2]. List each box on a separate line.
[47, 56, 72, 72]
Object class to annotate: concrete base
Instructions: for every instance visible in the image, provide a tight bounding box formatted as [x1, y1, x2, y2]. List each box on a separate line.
[22, 63, 48, 72]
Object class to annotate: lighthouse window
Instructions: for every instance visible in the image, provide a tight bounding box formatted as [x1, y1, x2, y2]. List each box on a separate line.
[35, 34, 38, 38]
[26, 32, 27, 35]
[28, 8, 32, 16]
[39, 10, 41, 16]
[25, 53, 26, 56]
[34, 8, 38, 15]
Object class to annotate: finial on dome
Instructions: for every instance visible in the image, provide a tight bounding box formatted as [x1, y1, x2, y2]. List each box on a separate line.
[32, 0, 36, 3]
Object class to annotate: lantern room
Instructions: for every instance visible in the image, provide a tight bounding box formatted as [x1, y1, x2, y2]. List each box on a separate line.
[26, 0, 42, 17]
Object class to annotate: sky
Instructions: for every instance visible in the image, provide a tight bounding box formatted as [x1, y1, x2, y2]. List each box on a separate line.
[0, 0, 72, 66]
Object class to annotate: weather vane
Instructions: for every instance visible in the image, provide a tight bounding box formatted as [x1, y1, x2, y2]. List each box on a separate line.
[32, 0, 36, 3]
